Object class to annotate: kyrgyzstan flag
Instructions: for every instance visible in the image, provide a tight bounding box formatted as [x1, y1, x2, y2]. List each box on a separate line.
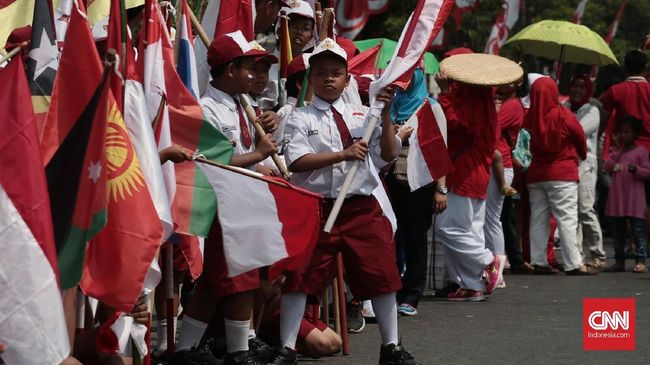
[142, 0, 234, 237]
[80, 0, 164, 313]
[0, 54, 70, 365]
[196, 161, 321, 278]
[194, 0, 254, 95]
[43, 2, 108, 290]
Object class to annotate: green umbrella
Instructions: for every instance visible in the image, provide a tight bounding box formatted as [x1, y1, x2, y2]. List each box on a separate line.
[504, 20, 618, 66]
[354, 38, 440, 74]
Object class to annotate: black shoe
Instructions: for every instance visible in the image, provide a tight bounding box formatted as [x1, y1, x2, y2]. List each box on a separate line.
[168, 348, 219, 365]
[249, 336, 275, 362]
[269, 347, 298, 365]
[223, 350, 266, 365]
[434, 282, 459, 298]
[198, 336, 227, 359]
[379, 343, 419, 365]
[347, 300, 366, 333]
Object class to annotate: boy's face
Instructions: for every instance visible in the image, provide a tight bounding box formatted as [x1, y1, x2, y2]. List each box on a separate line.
[288, 15, 314, 55]
[309, 55, 349, 103]
[229, 56, 256, 94]
[250, 60, 272, 97]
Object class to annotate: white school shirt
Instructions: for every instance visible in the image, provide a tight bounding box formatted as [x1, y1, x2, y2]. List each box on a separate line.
[285, 96, 400, 198]
[200, 84, 257, 167]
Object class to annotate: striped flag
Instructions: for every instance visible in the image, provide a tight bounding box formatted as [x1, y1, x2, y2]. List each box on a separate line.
[197, 161, 321, 277]
[0, 54, 70, 365]
[484, 0, 521, 55]
[194, 0, 255, 95]
[177, 0, 200, 99]
[605, 0, 627, 45]
[572, 0, 588, 24]
[335, 0, 369, 40]
[404, 99, 453, 191]
[142, 0, 234, 237]
[369, 0, 454, 105]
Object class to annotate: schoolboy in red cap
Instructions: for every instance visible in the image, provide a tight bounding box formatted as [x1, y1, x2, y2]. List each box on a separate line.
[171, 30, 279, 365]
[273, 38, 420, 365]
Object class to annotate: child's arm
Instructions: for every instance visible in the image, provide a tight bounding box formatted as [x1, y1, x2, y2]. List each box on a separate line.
[603, 153, 618, 173]
[630, 150, 650, 179]
[290, 142, 369, 172]
[231, 133, 278, 168]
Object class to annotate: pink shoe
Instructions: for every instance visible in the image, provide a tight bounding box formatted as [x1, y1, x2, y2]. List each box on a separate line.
[484, 257, 502, 294]
[447, 288, 486, 302]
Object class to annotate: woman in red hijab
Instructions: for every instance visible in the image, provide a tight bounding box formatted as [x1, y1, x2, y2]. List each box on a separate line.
[564, 75, 607, 270]
[525, 77, 597, 275]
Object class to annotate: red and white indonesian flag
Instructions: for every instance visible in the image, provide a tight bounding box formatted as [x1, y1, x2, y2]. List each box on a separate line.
[404, 100, 454, 191]
[197, 162, 321, 277]
[0, 56, 69, 365]
[368, 0, 454, 109]
[484, 0, 521, 55]
[605, 0, 627, 45]
[572, 0, 588, 24]
[194, 0, 255, 96]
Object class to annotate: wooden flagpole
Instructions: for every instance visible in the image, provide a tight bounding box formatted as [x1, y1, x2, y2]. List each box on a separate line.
[188, 12, 291, 180]
[0, 41, 29, 65]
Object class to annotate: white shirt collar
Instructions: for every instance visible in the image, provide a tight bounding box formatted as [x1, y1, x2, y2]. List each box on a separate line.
[205, 84, 237, 111]
[312, 95, 345, 115]
[627, 76, 647, 82]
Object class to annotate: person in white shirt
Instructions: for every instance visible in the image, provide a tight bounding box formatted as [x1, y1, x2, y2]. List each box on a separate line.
[273, 38, 420, 365]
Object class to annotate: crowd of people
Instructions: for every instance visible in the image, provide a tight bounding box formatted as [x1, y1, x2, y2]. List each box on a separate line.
[2, 1, 649, 365]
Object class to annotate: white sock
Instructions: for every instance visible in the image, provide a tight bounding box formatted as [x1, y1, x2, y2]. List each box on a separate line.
[280, 292, 307, 349]
[156, 317, 178, 352]
[371, 293, 399, 346]
[224, 319, 250, 353]
[248, 328, 256, 339]
[176, 316, 208, 352]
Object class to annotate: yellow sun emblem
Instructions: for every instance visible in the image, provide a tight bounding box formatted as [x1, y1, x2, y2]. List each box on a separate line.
[105, 103, 145, 202]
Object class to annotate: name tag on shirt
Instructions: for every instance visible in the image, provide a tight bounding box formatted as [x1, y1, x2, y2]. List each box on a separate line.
[222, 125, 238, 133]
[307, 129, 319, 136]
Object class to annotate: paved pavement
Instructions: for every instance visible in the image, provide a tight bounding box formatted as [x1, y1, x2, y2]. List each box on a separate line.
[308, 263, 649, 365]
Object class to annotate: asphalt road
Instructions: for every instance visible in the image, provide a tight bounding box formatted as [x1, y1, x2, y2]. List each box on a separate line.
[308, 264, 650, 365]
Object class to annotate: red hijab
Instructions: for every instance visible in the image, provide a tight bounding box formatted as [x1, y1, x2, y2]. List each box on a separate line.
[525, 77, 571, 154]
[569, 74, 594, 112]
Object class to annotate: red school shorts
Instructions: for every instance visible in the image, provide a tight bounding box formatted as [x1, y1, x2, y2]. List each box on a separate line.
[284, 195, 401, 301]
[198, 217, 260, 298]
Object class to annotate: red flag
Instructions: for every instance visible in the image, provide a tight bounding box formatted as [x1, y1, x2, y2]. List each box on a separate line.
[43, 2, 109, 290]
[0, 57, 70, 365]
[451, 0, 480, 30]
[348, 44, 381, 76]
[80, 77, 163, 312]
[484, 0, 521, 55]
[279, 10, 293, 79]
[41, 1, 103, 165]
[605, 0, 627, 45]
[335, 0, 369, 39]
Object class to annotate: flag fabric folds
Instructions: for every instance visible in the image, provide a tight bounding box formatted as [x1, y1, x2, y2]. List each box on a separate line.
[484, 0, 522, 55]
[0, 55, 70, 365]
[43, 3, 108, 289]
[196, 162, 321, 277]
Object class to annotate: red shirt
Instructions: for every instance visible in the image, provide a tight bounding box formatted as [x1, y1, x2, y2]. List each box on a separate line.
[600, 78, 650, 151]
[439, 87, 497, 199]
[496, 98, 524, 168]
[526, 108, 587, 184]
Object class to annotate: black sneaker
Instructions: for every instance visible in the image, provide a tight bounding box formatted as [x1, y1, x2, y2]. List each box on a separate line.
[168, 348, 219, 365]
[379, 343, 419, 365]
[347, 300, 366, 333]
[249, 336, 275, 362]
[223, 350, 266, 365]
[269, 347, 298, 365]
[198, 336, 227, 359]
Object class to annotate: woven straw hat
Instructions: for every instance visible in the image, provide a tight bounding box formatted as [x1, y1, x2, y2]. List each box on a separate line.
[440, 53, 523, 86]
